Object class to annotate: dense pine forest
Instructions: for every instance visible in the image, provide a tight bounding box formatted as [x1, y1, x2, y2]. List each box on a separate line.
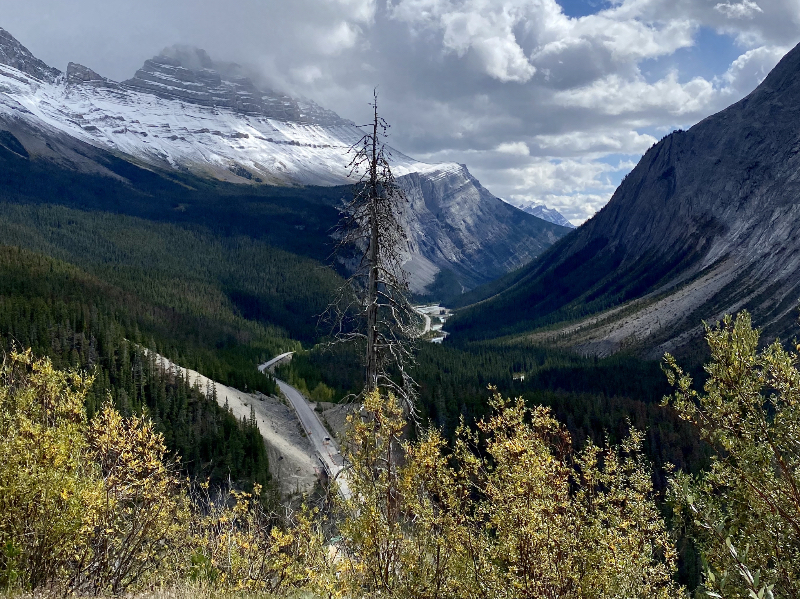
[0, 245, 275, 488]
[0, 181, 711, 491]
[277, 338, 710, 485]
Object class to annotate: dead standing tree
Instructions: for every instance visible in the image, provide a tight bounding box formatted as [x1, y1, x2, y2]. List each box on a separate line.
[328, 91, 419, 416]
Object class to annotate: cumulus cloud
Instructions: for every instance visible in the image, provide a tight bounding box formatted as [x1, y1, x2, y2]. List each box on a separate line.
[554, 72, 717, 116]
[498, 157, 631, 223]
[390, 0, 538, 82]
[717, 44, 791, 94]
[496, 141, 530, 155]
[533, 130, 657, 157]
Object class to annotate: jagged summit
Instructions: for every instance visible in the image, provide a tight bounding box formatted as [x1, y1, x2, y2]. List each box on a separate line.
[123, 47, 351, 127]
[0, 27, 60, 82]
[521, 204, 575, 228]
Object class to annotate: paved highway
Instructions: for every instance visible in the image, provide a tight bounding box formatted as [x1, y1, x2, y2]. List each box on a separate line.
[260, 358, 352, 500]
[258, 351, 295, 373]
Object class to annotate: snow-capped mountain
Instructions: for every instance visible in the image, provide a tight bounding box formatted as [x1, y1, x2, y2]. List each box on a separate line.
[0, 27, 570, 293]
[520, 204, 575, 229]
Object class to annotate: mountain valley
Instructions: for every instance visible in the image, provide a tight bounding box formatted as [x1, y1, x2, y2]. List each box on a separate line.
[449, 39, 800, 360]
[0, 28, 570, 295]
[4, 13, 800, 597]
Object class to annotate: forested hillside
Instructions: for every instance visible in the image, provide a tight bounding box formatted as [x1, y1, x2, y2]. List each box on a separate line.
[277, 339, 709, 487]
[0, 140, 347, 491]
[0, 246, 274, 488]
[0, 136, 347, 265]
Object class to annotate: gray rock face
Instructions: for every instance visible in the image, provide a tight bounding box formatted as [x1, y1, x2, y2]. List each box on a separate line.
[66, 62, 108, 86]
[123, 48, 350, 126]
[0, 27, 60, 82]
[451, 41, 800, 352]
[399, 166, 568, 290]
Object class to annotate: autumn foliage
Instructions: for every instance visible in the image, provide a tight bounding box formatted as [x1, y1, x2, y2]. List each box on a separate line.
[7, 313, 799, 598]
[335, 389, 680, 599]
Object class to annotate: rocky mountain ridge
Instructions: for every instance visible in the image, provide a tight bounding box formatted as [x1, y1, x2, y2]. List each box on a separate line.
[521, 204, 575, 228]
[0, 27, 60, 82]
[0, 26, 570, 294]
[449, 41, 800, 355]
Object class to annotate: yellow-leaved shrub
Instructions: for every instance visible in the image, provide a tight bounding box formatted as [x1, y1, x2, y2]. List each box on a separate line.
[0, 349, 101, 590]
[0, 350, 190, 594]
[336, 389, 682, 599]
[665, 311, 800, 599]
[0, 348, 684, 598]
[187, 483, 330, 593]
[0, 349, 330, 596]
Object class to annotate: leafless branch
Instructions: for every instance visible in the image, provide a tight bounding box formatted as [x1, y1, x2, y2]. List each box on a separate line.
[321, 89, 419, 419]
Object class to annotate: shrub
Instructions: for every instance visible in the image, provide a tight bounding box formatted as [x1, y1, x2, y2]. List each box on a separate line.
[665, 311, 800, 598]
[0, 349, 100, 590]
[0, 350, 187, 594]
[337, 389, 681, 599]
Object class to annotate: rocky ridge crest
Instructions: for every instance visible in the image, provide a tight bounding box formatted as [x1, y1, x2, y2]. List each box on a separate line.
[0, 27, 60, 82]
[123, 47, 351, 127]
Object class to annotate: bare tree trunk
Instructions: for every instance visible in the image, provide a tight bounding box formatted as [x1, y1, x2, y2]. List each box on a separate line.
[366, 100, 380, 392]
[327, 89, 417, 409]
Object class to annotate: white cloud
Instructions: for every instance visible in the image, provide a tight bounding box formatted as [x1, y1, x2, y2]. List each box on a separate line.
[329, 0, 377, 23]
[317, 20, 363, 54]
[714, 0, 763, 19]
[5, 0, 800, 226]
[390, 0, 538, 82]
[290, 64, 324, 84]
[496, 141, 530, 155]
[554, 71, 717, 116]
[717, 44, 789, 94]
[533, 130, 657, 156]
[465, 155, 638, 224]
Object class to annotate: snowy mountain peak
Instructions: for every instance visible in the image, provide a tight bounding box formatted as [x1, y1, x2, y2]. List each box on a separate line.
[0, 27, 60, 82]
[0, 24, 570, 295]
[520, 204, 575, 228]
[123, 48, 351, 127]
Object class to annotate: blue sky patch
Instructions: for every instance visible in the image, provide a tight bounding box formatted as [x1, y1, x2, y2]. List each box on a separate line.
[557, 0, 610, 19]
[640, 27, 742, 84]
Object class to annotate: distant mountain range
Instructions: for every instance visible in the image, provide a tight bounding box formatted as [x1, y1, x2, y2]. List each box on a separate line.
[0, 27, 571, 295]
[450, 41, 800, 358]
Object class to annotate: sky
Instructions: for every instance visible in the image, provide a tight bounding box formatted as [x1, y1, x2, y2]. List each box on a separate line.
[2, 0, 799, 224]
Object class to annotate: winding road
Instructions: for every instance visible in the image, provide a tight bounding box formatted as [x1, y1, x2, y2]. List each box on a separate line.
[259, 355, 352, 500]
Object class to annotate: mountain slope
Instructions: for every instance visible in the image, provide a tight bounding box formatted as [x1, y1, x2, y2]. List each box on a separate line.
[449, 42, 800, 356]
[0, 28, 569, 294]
